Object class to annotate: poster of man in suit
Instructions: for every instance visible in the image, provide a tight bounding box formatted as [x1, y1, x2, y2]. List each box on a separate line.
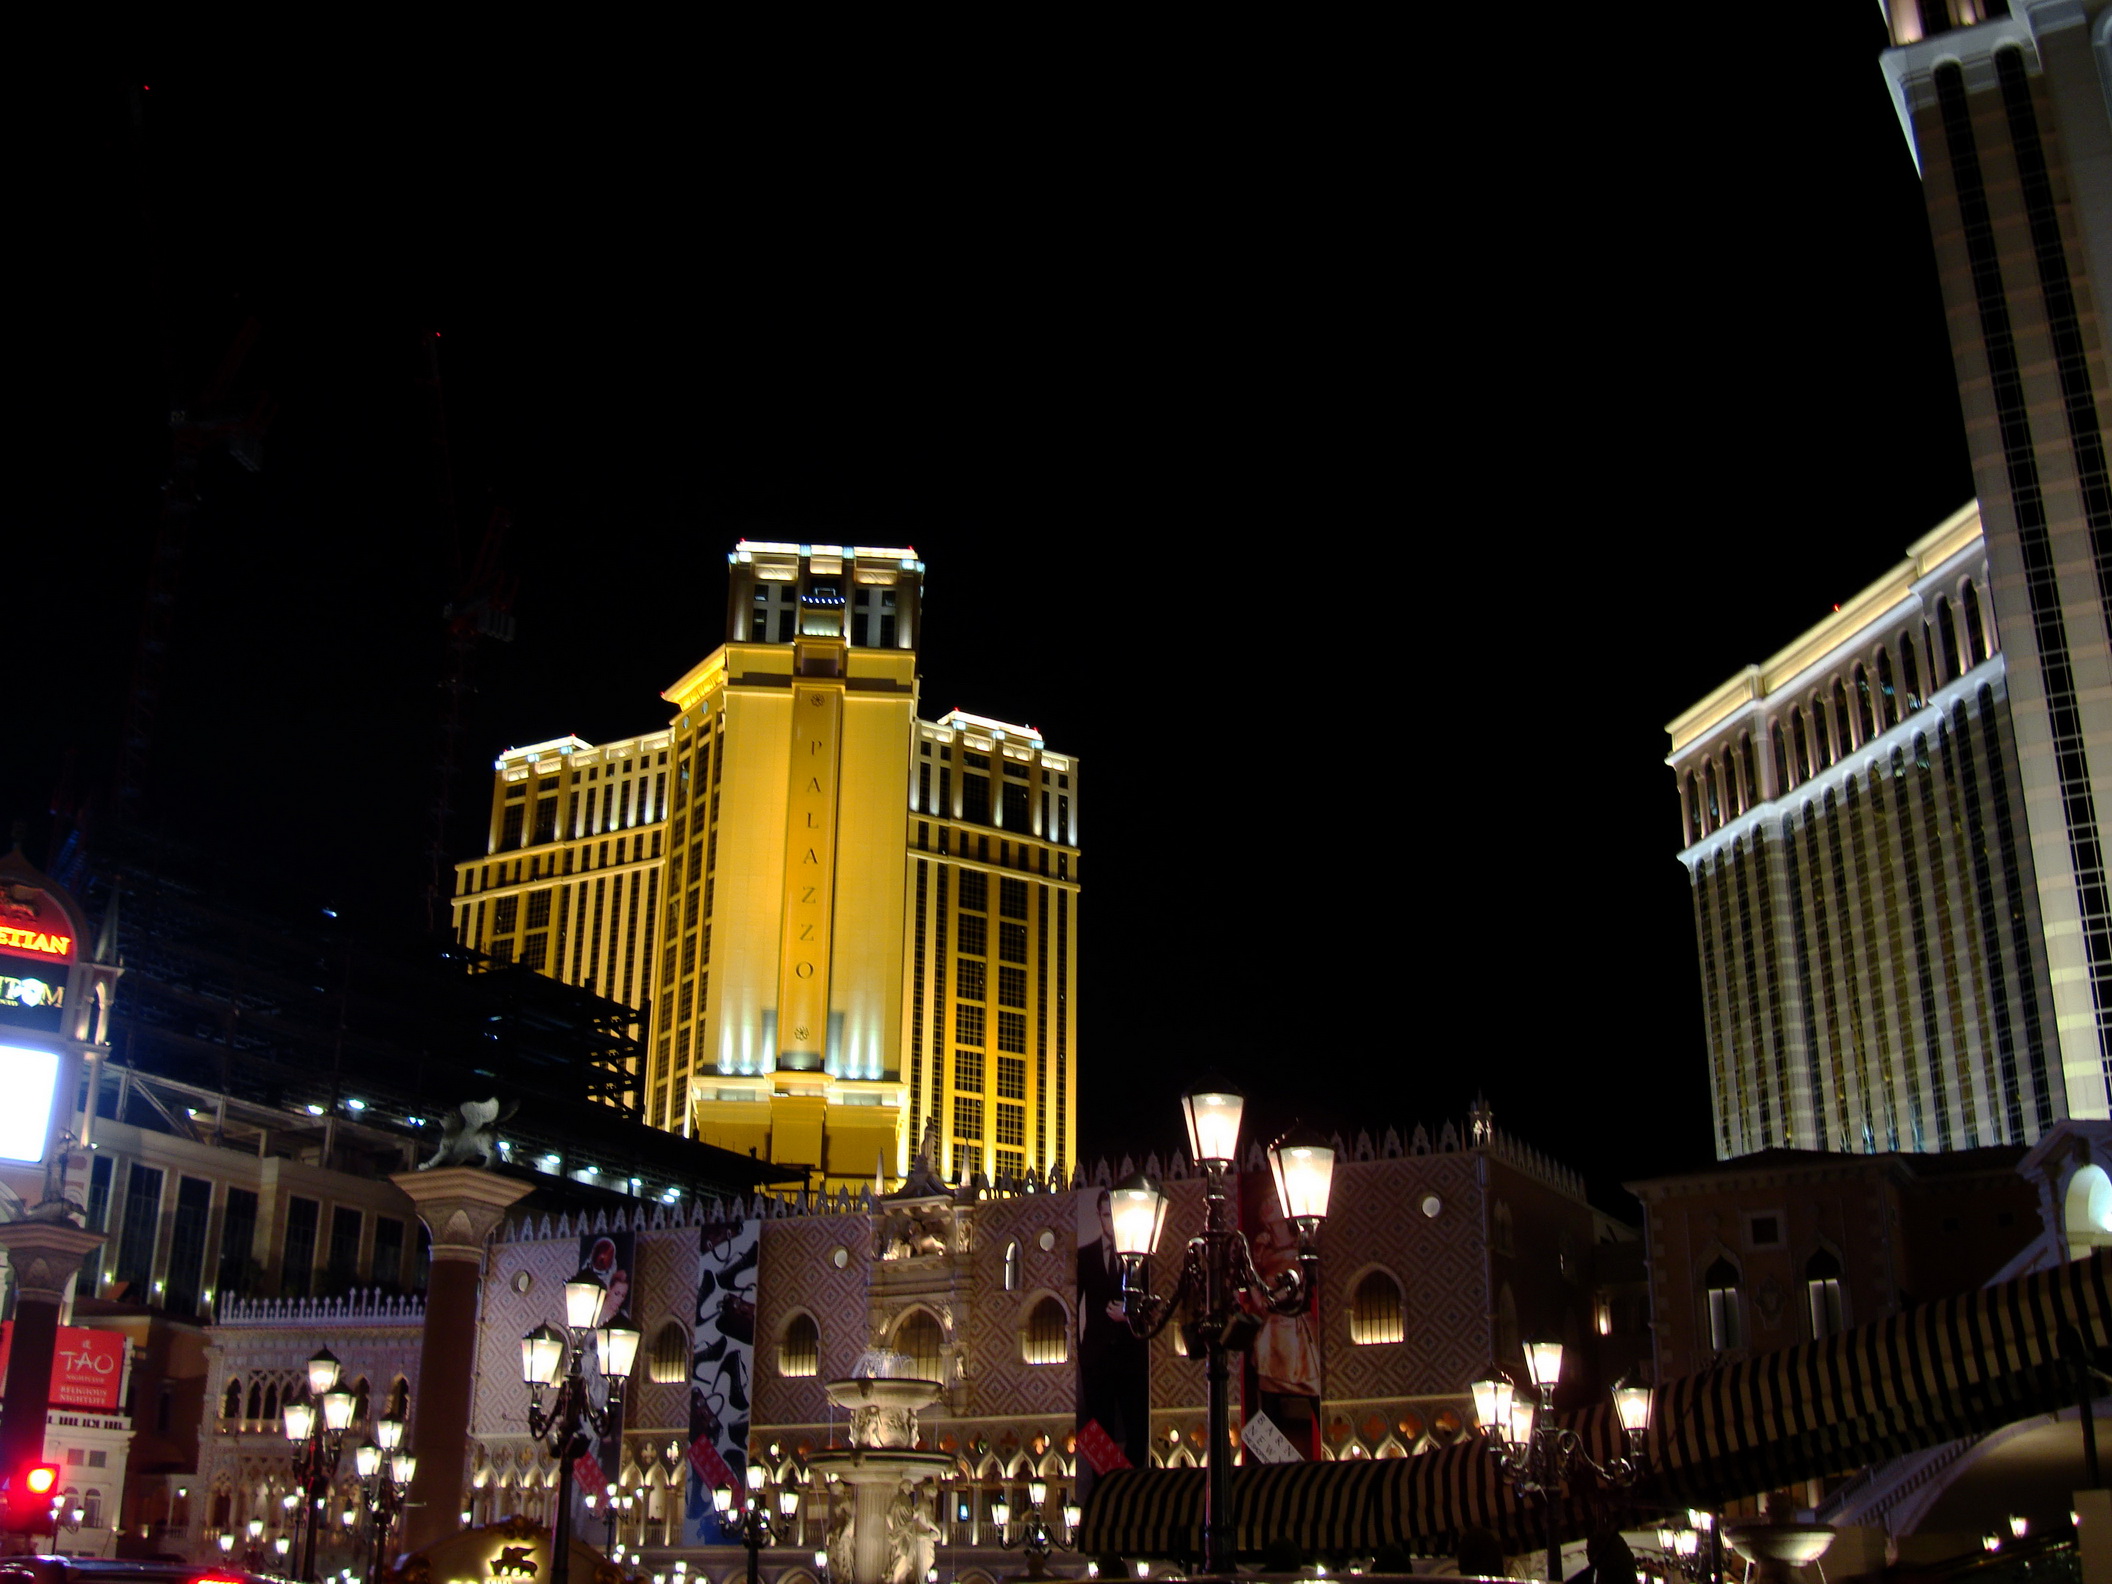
[1075, 1187, 1148, 1496]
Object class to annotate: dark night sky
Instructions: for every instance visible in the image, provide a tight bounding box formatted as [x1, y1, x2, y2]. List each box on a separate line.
[12, 31, 1975, 1212]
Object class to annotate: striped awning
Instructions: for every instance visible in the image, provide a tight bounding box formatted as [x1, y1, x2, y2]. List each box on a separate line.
[1077, 1249, 2112, 1559]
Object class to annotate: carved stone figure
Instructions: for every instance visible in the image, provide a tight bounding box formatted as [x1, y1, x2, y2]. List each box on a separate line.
[884, 1478, 942, 1584]
[826, 1487, 855, 1582]
[875, 1201, 954, 1261]
[418, 1097, 517, 1169]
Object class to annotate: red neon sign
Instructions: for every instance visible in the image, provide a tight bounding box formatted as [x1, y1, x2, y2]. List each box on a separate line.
[0, 926, 71, 961]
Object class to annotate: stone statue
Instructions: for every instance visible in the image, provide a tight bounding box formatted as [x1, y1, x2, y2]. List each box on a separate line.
[884, 1478, 941, 1584]
[826, 1487, 855, 1582]
[875, 1201, 953, 1261]
[891, 1116, 950, 1200]
[418, 1097, 517, 1169]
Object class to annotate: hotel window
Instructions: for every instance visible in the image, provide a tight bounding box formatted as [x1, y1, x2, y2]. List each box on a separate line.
[957, 959, 985, 1001]
[1805, 1249, 1845, 1339]
[114, 1164, 163, 1293]
[1901, 639, 1923, 709]
[954, 1096, 984, 1140]
[779, 1313, 820, 1378]
[997, 1057, 1026, 1099]
[955, 1005, 985, 1048]
[1000, 877, 1027, 918]
[501, 803, 525, 848]
[1964, 580, 1992, 661]
[1349, 1270, 1405, 1345]
[963, 774, 991, 824]
[1003, 781, 1029, 828]
[955, 1049, 985, 1091]
[1792, 712, 1812, 779]
[998, 966, 1027, 1007]
[533, 795, 558, 844]
[647, 1320, 691, 1382]
[1854, 667, 1876, 739]
[1877, 649, 1900, 726]
[957, 914, 987, 956]
[996, 1103, 1024, 1148]
[494, 896, 519, 934]
[283, 1197, 321, 1298]
[958, 871, 987, 912]
[219, 1188, 259, 1296]
[999, 923, 1027, 963]
[1936, 596, 1963, 681]
[1703, 761, 1721, 829]
[997, 1012, 1027, 1053]
[1021, 1297, 1069, 1365]
[374, 1217, 405, 1288]
[520, 931, 547, 970]
[1831, 678, 1854, 751]
[1704, 1257, 1743, 1351]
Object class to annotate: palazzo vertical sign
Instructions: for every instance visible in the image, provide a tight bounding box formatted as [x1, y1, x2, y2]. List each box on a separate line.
[779, 685, 843, 1068]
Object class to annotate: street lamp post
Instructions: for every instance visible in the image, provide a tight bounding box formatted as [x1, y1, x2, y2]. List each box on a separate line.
[988, 1479, 1082, 1581]
[353, 1413, 416, 1579]
[1470, 1343, 1653, 1583]
[713, 1463, 800, 1584]
[1107, 1081, 1335, 1577]
[285, 1347, 359, 1584]
[520, 1267, 642, 1584]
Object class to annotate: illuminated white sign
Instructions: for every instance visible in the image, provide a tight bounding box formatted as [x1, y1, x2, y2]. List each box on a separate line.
[0, 974, 60, 1009]
[0, 1045, 59, 1163]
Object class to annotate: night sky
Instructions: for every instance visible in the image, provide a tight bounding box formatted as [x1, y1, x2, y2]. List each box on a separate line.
[14, 32, 1976, 1212]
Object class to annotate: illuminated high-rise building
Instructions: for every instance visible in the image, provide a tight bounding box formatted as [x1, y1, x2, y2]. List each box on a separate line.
[1668, 505, 2063, 1156]
[1666, 1, 2112, 1159]
[450, 543, 1080, 1189]
[1877, 0, 2112, 1119]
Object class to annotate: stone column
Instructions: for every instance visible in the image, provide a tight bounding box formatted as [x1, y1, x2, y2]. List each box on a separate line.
[0, 1218, 107, 1481]
[390, 1169, 533, 1559]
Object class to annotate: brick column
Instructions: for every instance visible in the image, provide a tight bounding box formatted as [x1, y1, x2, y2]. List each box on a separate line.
[390, 1169, 533, 1559]
[0, 1217, 107, 1482]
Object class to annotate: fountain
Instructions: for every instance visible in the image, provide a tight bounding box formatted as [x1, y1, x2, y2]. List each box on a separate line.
[806, 1349, 955, 1584]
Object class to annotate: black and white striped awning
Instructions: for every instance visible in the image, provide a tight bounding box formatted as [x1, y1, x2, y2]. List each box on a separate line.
[1077, 1249, 2112, 1559]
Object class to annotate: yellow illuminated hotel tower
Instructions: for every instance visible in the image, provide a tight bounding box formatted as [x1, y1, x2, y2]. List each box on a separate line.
[449, 543, 1080, 1190]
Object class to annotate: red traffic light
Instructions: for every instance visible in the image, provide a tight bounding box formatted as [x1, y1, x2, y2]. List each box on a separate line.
[23, 1465, 58, 1497]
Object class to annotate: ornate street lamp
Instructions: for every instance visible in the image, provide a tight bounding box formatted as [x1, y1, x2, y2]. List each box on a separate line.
[284, 1347, 359, 1583]
[1470, 1342, 1653, 1583]
[988, 1478, 1080, 1580]
[1112, 1083, 1333, 1576]
[713, 1463, 799, 1584]
[520, 1269, 641, 1584]
[353, 1413, 415, 1578]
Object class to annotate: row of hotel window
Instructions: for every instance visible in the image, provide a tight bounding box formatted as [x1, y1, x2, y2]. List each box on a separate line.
[500, 764, 670, 850]
[1683, 581, 1997, 844]
[83, 1157, 422, 1318]
[1702, 1249, 1845, 1351]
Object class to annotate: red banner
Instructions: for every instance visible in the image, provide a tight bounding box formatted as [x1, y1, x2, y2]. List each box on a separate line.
[0, 1324, 126, 1411]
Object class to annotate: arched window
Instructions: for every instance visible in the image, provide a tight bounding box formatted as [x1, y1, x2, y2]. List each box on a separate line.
[261, 1382, 279, 1427]
[1349, 1271, 1405, 1345]
[892, 1309, 945, 1383]
[351, 1377, 370, 1426]
[1684, 773, 1702, 843]
[385, 1378, 409, 1422]
[81, 1490, 102, 1528]
[1901, 639, 1923, 710]
[1020, 1297, 1069, 1365]
[1703, 762, 1721, 831]
[1804, 1249, 1844, 1339]
[245, 1381, 262, 1422]
[1853, 667, 1876, 739]
[779, 1314, 819, 1379]
[223, 1380, 242, 1422]
[1936, 597, 1964, 681]
[1739, 734, 1757, 812]
[1832, 678, 1855, 751]
[649, 1320, 691, 1384]
[1704, 1257, 1742, 1352]
[1964, 580, 1991, 661]
[1771, 724, 1791, 793]
[1876, 649, 1900, 727]
[1003, 1240, 1021, 1293]
[1793, 712, 1812, 780]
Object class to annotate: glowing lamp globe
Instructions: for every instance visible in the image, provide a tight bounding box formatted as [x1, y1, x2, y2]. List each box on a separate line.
[1109, 1173, 1169, 1258]
[1180, 1081, 1245, 1168]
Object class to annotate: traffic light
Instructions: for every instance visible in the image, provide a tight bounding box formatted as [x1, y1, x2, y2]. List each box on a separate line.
[2, 1464, 60, 1534]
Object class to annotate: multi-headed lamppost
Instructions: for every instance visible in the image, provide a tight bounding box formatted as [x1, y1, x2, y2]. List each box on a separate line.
[713, 1462, 801, 1584]
[1108, 1080, 1335, 1577]
[989, 1478, 1083, 1580]
[353, 1413, 415, 1579]
[520, 1268, 642, 1584]
[284, 1347, 358, 1583]
[1471, 1341, 1654, 1583]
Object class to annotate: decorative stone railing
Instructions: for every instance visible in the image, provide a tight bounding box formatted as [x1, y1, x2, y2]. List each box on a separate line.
[214, 1290, 426, 1325]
